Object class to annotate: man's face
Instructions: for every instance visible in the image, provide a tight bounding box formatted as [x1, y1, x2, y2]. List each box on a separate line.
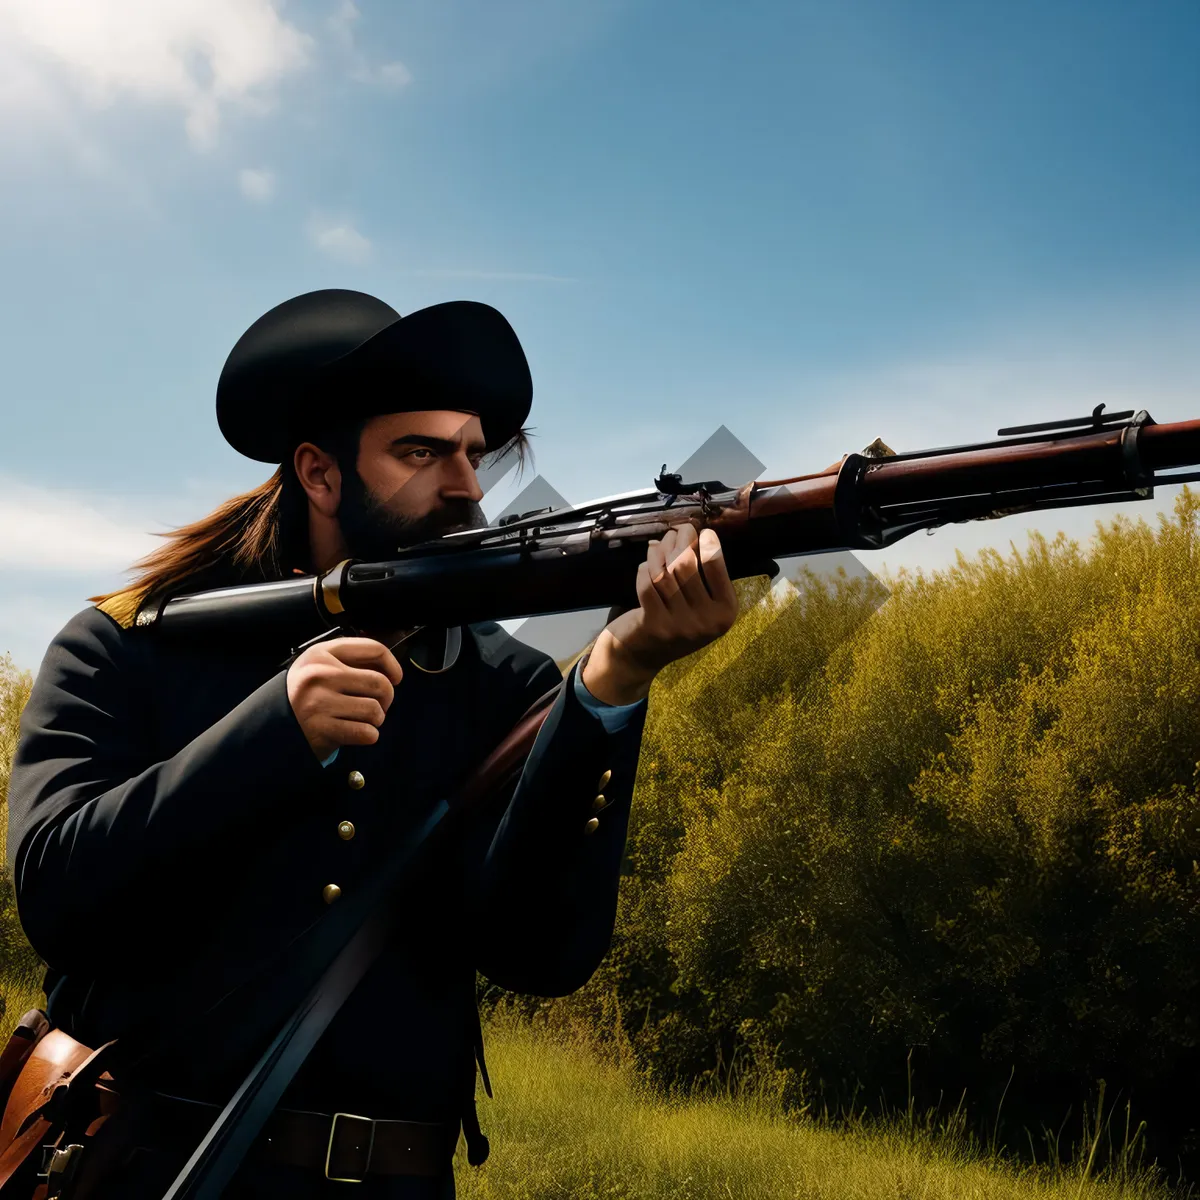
[336, 410, 489, 561]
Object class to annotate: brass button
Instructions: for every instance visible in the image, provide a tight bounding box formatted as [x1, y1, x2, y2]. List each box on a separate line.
[584, 817, 600, 835]
[347, 770, 365, 790]
[597, 769, 612, 790]
[323, 884, 342, 904]
[337, 821, 355, 841]
[592, 794, 607, 813]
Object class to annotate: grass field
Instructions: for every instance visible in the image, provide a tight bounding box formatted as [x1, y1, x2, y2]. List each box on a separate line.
[0, 978, 1186, 1198]
[452, 1008, 1185, 1200]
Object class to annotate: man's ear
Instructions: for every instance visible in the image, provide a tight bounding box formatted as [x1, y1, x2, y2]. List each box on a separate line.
[293, 441, 343, 519]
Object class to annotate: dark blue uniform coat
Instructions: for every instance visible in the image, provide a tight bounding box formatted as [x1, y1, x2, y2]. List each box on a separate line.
[5, 600, 648, 1191]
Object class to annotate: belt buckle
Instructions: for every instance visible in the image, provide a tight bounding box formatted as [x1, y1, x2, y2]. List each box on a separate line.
[38, 1143, 85, 1197]
[325, 1112, 375, 1183]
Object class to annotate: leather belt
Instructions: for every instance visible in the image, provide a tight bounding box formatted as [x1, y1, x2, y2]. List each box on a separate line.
[127, 1089, 460, 1181]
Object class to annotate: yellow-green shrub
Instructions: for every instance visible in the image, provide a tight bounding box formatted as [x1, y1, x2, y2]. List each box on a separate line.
[0, 653, 41, 1033]
[541, 492, 1200, 1169]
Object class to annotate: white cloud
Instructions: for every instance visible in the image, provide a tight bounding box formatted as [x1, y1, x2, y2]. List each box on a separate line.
[330, 0, 414, 90]
[0, 474, 268, 669]
[484, 292, 1200, 595]
[307, 214, 372, 264]
[749, 313, 1200, 585]
[0, 477, 158, 574]
[327, 0, 360, 50]
[238, 166, 275, 202]
[375, 61, 414, 89]
[0, 0, 312, 149]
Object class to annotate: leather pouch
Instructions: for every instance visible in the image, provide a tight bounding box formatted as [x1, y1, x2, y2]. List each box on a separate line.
[0, 1013, 119, 1200]
[0, 1012, 51, 1120]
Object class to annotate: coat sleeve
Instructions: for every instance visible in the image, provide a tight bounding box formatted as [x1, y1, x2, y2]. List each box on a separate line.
[467, 656, 648, 997]
[6, 607, 329, 975]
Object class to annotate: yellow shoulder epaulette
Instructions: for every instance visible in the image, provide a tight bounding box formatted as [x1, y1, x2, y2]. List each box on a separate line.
[96, 589, 143, 630]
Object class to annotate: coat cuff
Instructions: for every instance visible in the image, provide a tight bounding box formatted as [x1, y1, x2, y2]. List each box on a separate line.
[571, 659, 647, 733]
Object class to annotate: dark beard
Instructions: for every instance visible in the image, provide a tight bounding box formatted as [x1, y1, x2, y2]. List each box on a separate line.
[336, 468, 487, 562]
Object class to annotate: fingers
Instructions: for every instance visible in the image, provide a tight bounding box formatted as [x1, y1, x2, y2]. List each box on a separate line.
[297, 692, 390, 757]
[639, 524, 740, 640]
[634, 558, 670, 621]
[323, 717, 382, 748]
[698, 527, 738, 609]
[665, 524, 712, 607]
[327, 693, 389, 728]
[647, 525, 700, 607]
[300, 659, 396, 712]
[648, 524, 723, 612]
[286, 635, 405, 761]
[324, 637, 405, 685]
[645, 537, 678, 604]
[336, 664, 397, 710]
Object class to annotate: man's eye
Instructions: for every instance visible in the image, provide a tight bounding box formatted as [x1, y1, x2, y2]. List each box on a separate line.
[407, 448, 434, 461]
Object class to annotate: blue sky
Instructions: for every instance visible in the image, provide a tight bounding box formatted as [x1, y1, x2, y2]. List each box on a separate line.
[0, 0, 1197, 671]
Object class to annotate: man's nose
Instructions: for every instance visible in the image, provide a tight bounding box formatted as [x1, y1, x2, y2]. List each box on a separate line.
[443, 453, 484, 503]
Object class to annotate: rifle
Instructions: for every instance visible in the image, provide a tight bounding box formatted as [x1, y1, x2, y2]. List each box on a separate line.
[128, 403, 1200, 1196]
[139, 404, 1200, 646]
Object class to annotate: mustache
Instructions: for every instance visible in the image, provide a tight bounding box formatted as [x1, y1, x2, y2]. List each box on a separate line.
[336, 469, 489, 562]
[418, 500, 487, 537]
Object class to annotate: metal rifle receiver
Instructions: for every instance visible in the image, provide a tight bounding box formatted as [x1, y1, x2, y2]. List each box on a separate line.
[654, 464, 731, 500]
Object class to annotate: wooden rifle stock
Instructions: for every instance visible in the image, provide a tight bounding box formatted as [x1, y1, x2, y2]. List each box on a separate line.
[139, 406, 1200, 648]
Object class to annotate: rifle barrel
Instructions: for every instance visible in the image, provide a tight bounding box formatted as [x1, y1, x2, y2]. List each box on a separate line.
[1139, 419, 1200, 471]
[148, 415, 1200, 646]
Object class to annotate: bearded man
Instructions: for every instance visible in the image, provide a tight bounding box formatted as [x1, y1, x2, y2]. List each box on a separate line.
[6, 290, 739, 1198]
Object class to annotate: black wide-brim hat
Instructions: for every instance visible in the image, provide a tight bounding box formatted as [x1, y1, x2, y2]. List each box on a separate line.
[217, 289, 533, 463]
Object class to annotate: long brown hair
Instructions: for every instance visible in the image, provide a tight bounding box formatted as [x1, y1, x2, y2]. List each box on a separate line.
[90, 426, 534, 610]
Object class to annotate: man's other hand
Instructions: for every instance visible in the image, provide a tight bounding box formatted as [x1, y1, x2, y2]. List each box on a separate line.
[583, 524, 739, 706]
[286, 637, 404, 761]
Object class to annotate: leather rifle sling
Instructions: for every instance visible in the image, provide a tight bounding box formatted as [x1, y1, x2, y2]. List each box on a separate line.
[156, 678, 564, 1200]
